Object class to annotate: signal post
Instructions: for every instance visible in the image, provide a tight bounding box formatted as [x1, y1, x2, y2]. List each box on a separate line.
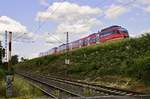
[65, 32, 70, 65]
[5, 31, 13, 97]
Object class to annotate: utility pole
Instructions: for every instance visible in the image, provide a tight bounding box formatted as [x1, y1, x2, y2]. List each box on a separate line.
[8, 31, 12, 72]
[5, 31, 8, 63]
[65, 32, 70, 65]
[0, 41, 2, 65]
[5, 31, 13, 97]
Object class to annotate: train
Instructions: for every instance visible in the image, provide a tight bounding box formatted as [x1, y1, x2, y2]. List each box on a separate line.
[39, 25, 129, 57]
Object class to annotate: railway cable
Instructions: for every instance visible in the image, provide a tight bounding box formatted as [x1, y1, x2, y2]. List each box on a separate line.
[13, 0, 66, 43]
[97, 0, 137, 20]
[13, 0, 109, 44]
[35, 0, 66, 34]
[47, 33, 65, 44]
[47, 0, 138, 45]
[13, 0, 137, 44]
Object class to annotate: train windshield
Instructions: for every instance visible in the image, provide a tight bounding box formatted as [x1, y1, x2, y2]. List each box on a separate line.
[100, 31, 114, 37]
[119, 28, 128, 34]
[122, 30, 128, 34]
[89, 38, 99, 43]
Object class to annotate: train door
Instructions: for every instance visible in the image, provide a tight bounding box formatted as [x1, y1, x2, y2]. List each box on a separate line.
[96, 33, 99, 44]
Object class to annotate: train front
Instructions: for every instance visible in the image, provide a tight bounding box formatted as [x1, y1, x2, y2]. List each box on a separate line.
[99, 26, 129, 42]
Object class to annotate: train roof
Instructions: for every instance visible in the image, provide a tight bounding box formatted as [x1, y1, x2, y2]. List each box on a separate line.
[101, 25, 121, 32]
[88, 33, 97, 36]
[59, 43, 66, 46]
[71, 40, 79, 44]
[52, 47, 58, 49]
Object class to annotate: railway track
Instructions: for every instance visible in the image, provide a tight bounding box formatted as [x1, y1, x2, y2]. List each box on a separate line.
[45, 74, 143, 96]
[16, 71, 145, 99]
[21, 76, 58, 99]
[17, 72, 83, 99]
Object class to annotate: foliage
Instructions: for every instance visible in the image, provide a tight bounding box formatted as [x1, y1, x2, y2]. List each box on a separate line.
[0, 76, 44, 97]
[11, 55, 19, 65]
[125, 56, 150, 84]
[20, 57, 28, 62]
[0, 68, 5, 79]
[0, 48, 2, 65]
[15, 33, 150, 84]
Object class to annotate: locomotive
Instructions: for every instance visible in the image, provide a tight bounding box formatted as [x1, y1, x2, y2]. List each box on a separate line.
[39, 25, 129, 56]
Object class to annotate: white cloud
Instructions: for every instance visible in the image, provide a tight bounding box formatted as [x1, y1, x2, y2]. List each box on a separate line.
[20, 32, 39, 41]
[135, 0, 150, 13]
[36, 2, 103, 43]
[0, 16, 38, 41]
[141, 29, 150, 34]
[118, 0, 150, 5]
[0, 16, 27, 33]
[0, 16, 28, 41]
[0, 16, 42, 60]
[117, 0, 133, 4]
[56, 18, 102, 34]
[105, 5, 128, 19]
[130, 29, 150, 38]
[37, 2, 102, 22]
[39, 0, 49, 6]
[144, 6, 150, 13]
[42, 33, 64, 44]
[117, 0, 150, 14]
[138, 0, 150, 5]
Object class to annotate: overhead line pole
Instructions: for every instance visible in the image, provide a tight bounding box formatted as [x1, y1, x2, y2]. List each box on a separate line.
[0, 41, 2, 64]
[5, 31, 8, 63]
[66, 32, 69, 59]
[5, 31, 13, 98]
[8, 31, 12, 72]
[65, 32, 70, 65]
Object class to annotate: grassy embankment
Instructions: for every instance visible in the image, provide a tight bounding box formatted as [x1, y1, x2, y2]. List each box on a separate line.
[15, 33, 150, 93]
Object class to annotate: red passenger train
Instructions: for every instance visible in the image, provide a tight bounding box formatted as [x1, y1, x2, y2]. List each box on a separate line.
[39, 25, 129, 56]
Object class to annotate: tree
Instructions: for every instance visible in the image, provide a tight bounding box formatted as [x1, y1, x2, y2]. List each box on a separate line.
[20, 57, 28, 62]
[0, 48, 2, 65]
[11, 55, 19, 65]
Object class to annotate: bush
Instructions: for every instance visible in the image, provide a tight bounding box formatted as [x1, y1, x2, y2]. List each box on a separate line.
[125, 56, 150, 84]
[0, 68, 5, 79]
[15, 33, 150, 83]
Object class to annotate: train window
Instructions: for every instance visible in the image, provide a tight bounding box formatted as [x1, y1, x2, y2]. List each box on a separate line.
[100, 31, 113, 37]
[117, 30, 120, 34]
[122, 30, 128, 34]
[118, 28, 128, 34]
[96, 37, 99, 42]
[89, 37, 99, 43]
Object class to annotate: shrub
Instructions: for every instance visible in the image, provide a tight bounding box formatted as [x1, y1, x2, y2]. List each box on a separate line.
[125, 56, 150, 84]
[15, 33, 150, 83]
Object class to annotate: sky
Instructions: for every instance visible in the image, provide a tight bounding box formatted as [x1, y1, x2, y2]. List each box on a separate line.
[0, 0, 150, 59]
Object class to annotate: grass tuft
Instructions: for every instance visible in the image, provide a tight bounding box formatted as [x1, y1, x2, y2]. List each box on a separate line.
[15, 33, 150, 92]
[0, 76, 44, 98]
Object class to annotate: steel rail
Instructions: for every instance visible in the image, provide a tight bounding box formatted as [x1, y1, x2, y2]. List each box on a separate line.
[17, 72, 84, 98]
[40, 74, 122, 95]
[19, 75, 58, 99]
[43, 74, 144, 96]
[16, 71, 145, 97]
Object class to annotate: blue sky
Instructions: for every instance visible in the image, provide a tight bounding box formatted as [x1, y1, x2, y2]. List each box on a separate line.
[0, 0, 150, 59]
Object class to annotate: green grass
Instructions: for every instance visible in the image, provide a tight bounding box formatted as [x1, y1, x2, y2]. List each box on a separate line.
[0, 68, 5, 79]
[15, 33, 150, 92]
[0, 75, 44, 98]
